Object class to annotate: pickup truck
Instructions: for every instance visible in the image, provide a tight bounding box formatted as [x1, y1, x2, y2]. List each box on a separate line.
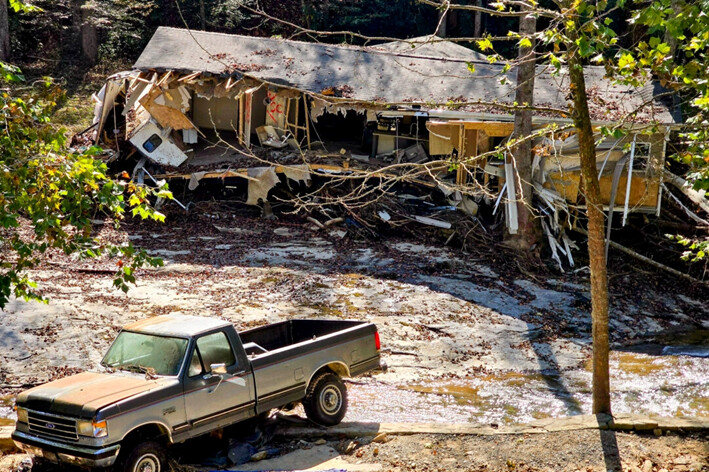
[12, 314, 383, 472]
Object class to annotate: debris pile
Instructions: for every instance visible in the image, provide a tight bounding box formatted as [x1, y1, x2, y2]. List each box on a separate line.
[75, 28, 707, 276]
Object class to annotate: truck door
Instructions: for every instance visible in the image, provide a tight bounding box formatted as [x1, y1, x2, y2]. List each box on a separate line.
[183, 330, 255, 435]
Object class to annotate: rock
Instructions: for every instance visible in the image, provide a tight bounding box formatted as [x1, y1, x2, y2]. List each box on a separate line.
[251, 450, 268, 462]
[653, 428, 662, 436]
[424, 442, 433, 449]
[642, 459, 653, 472]
[314, 438, 326, 445]
[372, 433, 388, 443]
[674, 455, 693, 466]
[345, 441, 357, 455]
[373, 447, 379, 456]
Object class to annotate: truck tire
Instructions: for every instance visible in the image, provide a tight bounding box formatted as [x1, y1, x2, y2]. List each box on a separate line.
[121, 441, 166, 472]
[303, 372, 348, 426]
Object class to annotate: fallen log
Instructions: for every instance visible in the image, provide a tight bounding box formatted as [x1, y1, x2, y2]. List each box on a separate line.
[663, 171, 709, 215]
[572, 226, 708, 286]
[662, 184, 709, 226]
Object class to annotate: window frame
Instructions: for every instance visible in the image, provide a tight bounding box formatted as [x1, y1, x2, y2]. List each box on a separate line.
[186, 330, 238, 378]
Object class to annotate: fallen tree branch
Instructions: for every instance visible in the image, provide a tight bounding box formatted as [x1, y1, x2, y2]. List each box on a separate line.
[572, 227, 708, 286]
[662, 184, 709, 227]
[664, 171, 709, 215]
[306, 216, 325, 230]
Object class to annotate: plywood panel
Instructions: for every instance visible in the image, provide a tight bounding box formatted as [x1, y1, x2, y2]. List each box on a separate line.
[427, 121, 458, 155]
[599, 174, 660, 208]
[264, 90, 287, 130]
[545, 172, 581, 204]
[446, 121, 515, 137]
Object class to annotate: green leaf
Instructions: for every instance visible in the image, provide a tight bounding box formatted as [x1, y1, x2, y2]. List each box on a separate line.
[476, 38, 494, 52]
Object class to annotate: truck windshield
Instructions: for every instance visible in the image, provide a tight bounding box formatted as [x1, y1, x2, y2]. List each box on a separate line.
[101, 331, 188, 376]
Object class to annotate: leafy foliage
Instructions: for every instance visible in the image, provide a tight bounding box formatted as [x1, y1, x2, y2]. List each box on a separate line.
[667, 234, 708, 262]
[0, 69, 167, 309]
[626, 0, 709, 191]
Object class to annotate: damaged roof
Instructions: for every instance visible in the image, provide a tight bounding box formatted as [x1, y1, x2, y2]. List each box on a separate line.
[134, 27, 680, 125]
[372, 35, 487, 61]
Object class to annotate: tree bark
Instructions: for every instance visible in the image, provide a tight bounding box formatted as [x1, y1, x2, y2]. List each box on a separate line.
[474, 0, 482, 39]
[438, 8, 447, 37]
[199, 0, 206, 30]
[0, 0, 9, 61]
[71, 0, 97, 64]
[81, 3, 98, 64]
[567, 31, 612, 415]
[507, 9, 540, 250]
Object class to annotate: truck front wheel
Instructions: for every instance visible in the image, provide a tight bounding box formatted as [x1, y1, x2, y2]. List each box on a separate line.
[121, 441, 166, 472]
[303, 372, 348, 426]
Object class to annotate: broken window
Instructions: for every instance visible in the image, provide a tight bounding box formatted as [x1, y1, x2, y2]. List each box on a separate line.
[632, 142, 651, 170]
[143, 134, 163, 153]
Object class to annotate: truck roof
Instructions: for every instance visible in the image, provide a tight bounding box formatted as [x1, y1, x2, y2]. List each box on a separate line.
[123, 314, 231, 337]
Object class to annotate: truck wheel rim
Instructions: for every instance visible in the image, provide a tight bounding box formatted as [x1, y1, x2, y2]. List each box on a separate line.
[134, 453, 160, 472]
[319, 385, 342, 415]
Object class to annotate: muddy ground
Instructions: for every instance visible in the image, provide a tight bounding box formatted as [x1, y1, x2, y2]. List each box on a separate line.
[0, 206, 708, 470]
[1, 425, 708, 471]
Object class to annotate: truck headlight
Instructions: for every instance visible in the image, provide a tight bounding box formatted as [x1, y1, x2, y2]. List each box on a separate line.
[77, 419, 108, 438]
[14, 406, 28, 424]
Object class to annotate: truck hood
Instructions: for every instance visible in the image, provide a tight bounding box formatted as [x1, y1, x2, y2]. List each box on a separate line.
[17, 371, 176, 419]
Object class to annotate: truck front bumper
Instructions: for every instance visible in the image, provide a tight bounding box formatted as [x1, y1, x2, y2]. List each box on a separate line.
[12, 430, 121, 468]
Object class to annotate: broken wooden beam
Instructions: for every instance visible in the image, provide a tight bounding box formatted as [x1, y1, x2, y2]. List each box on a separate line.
[664, 171, 709, 215]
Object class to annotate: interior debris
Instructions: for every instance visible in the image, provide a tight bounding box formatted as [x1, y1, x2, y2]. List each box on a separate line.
[79, 27, 697, 270]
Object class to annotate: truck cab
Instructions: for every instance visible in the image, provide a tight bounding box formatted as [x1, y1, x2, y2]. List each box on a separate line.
[13, 315, 383, 471]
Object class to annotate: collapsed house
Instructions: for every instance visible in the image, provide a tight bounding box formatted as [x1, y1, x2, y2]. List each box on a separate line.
[89, 27, 682, 267]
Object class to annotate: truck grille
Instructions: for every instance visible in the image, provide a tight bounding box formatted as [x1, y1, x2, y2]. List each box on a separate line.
[28, 410, 78, 441]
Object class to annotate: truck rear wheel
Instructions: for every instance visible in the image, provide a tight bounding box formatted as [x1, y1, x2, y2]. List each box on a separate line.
[121, 441, 166, 472]
[303, 372, 347, 426]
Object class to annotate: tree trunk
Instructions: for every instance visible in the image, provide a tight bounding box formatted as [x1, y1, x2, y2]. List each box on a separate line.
[71, 0, 97, 64]
[507, 9, 540, 250]
[0, 0, 9, 61]
[567, 34, 612, 415]
[474, 0, 482, 39]
[438, 8, 447, 37]
[199, 0, 206, 30]
[81, 3, 98, 64]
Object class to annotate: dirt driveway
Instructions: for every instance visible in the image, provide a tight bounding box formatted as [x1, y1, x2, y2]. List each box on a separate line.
[1, 210, 708, 470]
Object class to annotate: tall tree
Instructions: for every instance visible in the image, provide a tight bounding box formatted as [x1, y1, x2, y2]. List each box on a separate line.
[0, 0, 9, 61]
[71, 0, 97, 63]
[507, 8, 540, 251]
[562, 3, 611, 413]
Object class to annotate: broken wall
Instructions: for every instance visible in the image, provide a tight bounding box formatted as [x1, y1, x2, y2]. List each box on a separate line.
[193, 95, 240, 131]
[540, 130, 666, 211]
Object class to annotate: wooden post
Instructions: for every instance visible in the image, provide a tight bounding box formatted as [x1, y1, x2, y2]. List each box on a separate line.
[238, 95, 244, 145]
[456, 124, 465, 185]
[294, 98, 300, 142]
[305, 97, 311, 150]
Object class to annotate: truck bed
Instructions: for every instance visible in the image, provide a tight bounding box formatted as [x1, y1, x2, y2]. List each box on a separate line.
[238, 319, 380, 413]
[239, 319, 368, 354]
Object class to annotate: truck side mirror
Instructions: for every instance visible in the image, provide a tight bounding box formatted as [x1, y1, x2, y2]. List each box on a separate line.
[210, 363, 227, 375]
